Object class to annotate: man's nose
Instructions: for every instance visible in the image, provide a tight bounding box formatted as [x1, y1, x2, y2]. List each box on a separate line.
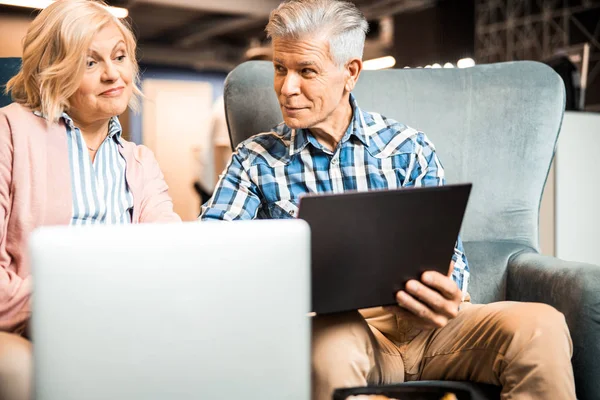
[281, 73, 301, 96]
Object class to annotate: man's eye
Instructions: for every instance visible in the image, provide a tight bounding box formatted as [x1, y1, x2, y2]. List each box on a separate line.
[302, 68, 316, 75]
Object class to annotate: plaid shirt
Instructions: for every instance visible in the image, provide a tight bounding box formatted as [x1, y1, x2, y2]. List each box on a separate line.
[200, 94, 470, 294]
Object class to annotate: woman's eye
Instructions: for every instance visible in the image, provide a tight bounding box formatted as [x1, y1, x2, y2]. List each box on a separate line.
[116, 55, 126, 62]
[86, 60, 96, 68]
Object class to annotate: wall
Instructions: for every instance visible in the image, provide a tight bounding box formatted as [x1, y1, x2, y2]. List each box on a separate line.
[0, 15, 31, 57]
[141, 78, 214, 221]
[129, 65, 227, 220]
[129, 65, 226, 144]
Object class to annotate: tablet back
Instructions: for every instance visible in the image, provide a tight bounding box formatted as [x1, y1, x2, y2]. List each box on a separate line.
[298, 184, 471, 314]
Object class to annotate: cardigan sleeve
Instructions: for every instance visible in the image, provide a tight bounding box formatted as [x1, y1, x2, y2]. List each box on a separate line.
[0, 111, 32, 333]
[135, 145, 181, 224]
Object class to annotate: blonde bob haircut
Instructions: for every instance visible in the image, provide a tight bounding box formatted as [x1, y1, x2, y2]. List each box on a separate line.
[5, 0, 142, 123]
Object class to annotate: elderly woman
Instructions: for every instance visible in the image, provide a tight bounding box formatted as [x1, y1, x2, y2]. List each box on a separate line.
[0, 1, 180, 398]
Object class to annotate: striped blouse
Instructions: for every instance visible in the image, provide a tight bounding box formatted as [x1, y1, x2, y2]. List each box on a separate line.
[62, 113, 134, 225]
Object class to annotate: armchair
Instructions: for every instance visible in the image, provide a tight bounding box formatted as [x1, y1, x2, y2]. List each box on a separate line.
[223, 60, 600, 400]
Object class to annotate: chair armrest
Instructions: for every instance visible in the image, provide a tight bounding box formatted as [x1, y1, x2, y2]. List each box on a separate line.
[507, 253, 600, 400]
[333, 381, 500, 400]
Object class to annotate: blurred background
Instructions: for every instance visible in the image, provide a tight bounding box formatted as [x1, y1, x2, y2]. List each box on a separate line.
[0, 0, 599, 258]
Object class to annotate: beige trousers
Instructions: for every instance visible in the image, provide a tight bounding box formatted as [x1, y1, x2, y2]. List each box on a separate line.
[312, 301, 576, 400]
[0, 332, 31, 400]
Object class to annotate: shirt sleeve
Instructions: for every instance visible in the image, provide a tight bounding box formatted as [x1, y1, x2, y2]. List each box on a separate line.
[199, 147, 262, 221]
[405, 132, 470, 296]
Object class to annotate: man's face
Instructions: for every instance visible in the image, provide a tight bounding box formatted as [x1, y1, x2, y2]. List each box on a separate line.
[273, 37, 348, 130]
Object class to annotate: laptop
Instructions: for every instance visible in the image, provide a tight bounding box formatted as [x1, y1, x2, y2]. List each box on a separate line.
[298, 183, 472, 315]
[29, 220, 311, 400]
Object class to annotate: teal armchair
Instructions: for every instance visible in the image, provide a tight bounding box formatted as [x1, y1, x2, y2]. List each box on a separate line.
[223, 60, 600, 400]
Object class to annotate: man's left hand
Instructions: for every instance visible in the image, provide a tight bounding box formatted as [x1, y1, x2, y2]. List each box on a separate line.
[388, 267, 462, 329]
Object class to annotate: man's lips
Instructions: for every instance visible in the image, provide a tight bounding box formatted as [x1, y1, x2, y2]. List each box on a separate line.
[283, 106, 307, 112]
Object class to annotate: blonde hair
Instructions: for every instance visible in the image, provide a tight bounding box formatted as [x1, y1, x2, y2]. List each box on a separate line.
[5, 0, 142, 122]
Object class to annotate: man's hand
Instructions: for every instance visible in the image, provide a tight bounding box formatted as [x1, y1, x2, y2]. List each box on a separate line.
[385, 263, 462, 330]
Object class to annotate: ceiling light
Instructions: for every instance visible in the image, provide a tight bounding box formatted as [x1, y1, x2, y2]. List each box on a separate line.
[431, 63, 442, 69]
[363, 56, 396, 70]
[457, 58, 476, 68]
[0, 0, 128, 18]
[443, 62, 454, 68]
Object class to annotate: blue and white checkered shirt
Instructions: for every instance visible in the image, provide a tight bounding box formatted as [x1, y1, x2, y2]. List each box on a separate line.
[200, 94, 470, 294]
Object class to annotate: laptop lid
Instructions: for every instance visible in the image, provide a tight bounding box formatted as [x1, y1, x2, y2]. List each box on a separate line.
[298, 184, 472, 315]
[29, 220, 310, 400]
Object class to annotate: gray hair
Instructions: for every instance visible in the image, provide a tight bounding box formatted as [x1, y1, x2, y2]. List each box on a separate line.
[265, 0, 369, 66]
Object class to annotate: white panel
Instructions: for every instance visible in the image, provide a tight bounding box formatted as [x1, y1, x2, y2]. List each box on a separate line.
[555, 111, 600, 264]
[539, 162, 555, 256]
[142, 79, 213, 221]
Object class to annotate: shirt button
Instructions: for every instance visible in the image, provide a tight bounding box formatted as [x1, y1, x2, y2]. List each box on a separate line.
[288, 210, 294, 216]
[331, 158, 339, 165]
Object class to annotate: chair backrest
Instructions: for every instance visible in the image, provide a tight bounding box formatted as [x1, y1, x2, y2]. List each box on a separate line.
[0, 58, 21, 108]
[224, 61, 565, 303]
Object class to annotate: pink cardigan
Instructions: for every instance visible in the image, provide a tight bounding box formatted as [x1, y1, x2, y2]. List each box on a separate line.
[0, 103, 181, 333]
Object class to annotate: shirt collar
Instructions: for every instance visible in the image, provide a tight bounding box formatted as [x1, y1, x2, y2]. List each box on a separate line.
[288, 93, 370, 157]
[62, 112, 124, 146]
[33, 110, 123, 142]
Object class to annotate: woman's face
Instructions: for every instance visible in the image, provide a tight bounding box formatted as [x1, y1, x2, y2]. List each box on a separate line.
[68, 23, 133, 125]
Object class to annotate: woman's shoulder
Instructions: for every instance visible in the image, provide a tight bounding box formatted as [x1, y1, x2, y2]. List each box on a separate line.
[119, 139, 159, 165]
[1, 102, 34, 120]
[0, 103, 61, 139]
[0, 103, 56, 130]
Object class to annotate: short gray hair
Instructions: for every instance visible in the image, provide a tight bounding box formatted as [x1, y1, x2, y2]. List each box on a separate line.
[265, 0, 369, 66]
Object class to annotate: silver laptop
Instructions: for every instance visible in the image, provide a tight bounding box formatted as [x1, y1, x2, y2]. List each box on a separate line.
[29, 220, 310, 400]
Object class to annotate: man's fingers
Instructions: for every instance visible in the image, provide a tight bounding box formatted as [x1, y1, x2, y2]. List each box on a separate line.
[404, 279, 459, 319]
[421, 271, 461, 300]
[396, 290, 448, 328]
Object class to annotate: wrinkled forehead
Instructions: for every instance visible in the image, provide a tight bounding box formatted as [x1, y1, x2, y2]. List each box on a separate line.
[272, 36, 335, 65]
[87, 24, 127, 53]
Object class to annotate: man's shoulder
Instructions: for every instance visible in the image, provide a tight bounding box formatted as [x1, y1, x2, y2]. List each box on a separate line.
[234, 123, 293, 164]
[361, 109, 435, 157]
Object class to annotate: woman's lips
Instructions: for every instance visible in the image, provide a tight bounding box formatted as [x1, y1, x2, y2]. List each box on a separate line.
[100, 87, 124, 96]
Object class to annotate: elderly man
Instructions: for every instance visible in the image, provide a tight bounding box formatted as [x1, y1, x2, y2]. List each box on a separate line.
[200, 0, 576, 399]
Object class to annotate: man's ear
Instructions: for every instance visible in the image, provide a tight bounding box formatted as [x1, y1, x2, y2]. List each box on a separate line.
[344, 58, 363, 92]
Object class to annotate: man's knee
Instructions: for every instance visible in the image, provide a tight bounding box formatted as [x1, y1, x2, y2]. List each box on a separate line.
[0, 333, 32, 400]
[495, 302, 571, 353]
[312, 311, 374, 377]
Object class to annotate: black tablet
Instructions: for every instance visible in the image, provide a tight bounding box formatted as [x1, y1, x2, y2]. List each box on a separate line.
[298, 183, 472, 315]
